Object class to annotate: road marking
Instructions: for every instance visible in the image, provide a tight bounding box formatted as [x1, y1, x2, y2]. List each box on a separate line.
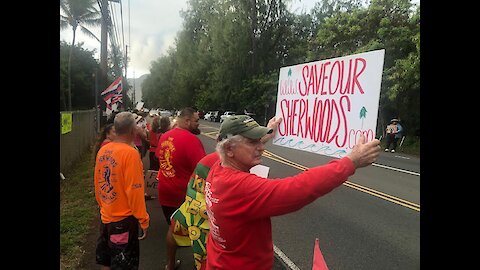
[202, 131, 218, 136]
[274, 244, 301, 270]
[372, 163, 420, 176]
[343, 182, 420, 211]
[262, 149, 420, 212]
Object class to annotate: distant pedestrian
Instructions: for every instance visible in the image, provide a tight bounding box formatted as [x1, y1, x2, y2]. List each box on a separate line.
[94, 111, 150, 270]
[205, 115, 380, 270]
[384, 118, 403, 153]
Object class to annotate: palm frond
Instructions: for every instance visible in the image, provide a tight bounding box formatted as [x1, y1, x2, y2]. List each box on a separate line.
[80, 26, 100, 43]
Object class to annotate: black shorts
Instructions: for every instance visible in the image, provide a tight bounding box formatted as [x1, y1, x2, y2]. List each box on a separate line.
[96, 215, 140, 269]
[161, 205, 178, 225]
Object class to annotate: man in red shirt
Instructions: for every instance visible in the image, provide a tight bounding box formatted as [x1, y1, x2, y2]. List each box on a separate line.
[156, 107, 206, 269]
[205, 115, 381, 270]
[167, 116, 282, 270]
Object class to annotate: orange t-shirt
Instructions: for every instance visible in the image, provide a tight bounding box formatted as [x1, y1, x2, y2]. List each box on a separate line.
[94, 142, 150, 229]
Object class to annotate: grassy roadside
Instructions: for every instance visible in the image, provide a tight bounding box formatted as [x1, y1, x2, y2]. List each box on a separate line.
[60, 148, 98, 270]
[381, 135, 420, 157]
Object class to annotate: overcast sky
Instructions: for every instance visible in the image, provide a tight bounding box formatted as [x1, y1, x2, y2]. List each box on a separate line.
[60, 0, 323, 79]
[60, 0, 418, 79]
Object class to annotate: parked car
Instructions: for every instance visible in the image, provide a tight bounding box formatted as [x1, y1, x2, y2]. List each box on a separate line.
[204, 111, 213, 121]
[220, 111, 236, 123]
[211, 110, 222, 122]
[159, 110, 172, 117]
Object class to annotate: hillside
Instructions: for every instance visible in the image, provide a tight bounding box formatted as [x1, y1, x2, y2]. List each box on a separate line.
[127, 74, 149, 103]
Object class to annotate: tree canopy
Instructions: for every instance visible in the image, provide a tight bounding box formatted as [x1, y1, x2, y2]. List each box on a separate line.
[141, 0, 419, 135]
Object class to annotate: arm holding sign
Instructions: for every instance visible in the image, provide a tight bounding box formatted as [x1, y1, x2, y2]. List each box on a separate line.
[205, 118, 381, 269]
[346, 135, 381, 168]
[261, 116, 283, 144]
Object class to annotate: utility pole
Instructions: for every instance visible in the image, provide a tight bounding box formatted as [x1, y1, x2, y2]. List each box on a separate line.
[99, 0, 109, 124]
[94, 69, 100, 132]
[133, 70, 136, 106]
[124, 45, 128, 110]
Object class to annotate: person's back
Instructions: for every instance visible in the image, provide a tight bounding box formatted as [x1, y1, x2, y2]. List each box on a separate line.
[157, 127, 206, 207]
[95, 142, 147, 222]
[169, 152, 219, 269]
[93, 111, 150, 269]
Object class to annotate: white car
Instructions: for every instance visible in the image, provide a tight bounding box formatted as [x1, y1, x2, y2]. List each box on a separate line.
[204, 111, 213, 121]
[220, 111, 236, 123]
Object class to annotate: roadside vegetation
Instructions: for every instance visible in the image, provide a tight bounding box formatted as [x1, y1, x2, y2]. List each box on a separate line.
[398, 136, 420, 157]
[60, 148, 97, 270]
[382, 136, 420, 157]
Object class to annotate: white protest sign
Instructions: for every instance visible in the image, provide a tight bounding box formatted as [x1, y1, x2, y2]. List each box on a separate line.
[250, 164, 270, 178]
[144, 170, 158, 197]
[273, 49, 385, 158]
[136, 101, 144, 111]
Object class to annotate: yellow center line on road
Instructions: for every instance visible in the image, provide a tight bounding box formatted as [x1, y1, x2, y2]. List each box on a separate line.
[200, 129, 420, 212]
[201, 131, 218, 140]
[345, 181, 420, 210]
[262, 149, 420, 212]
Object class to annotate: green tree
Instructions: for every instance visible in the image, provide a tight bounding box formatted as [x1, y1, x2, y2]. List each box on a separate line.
[60, 41, 99, 110]
[60, 0, 101, 110]
[309, 0, 419, 136]
[140, 0, 419, 138]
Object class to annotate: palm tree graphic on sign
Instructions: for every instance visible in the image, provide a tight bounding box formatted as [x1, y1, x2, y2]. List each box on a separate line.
[288, 68, 292, 77]
[360, 106, 367, 129]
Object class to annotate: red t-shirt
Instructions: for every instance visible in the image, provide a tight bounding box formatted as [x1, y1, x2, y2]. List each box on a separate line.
[100, 140, 111, 148]
[205, 157, 355, 270]
[149, 130, 162, 152]
[156, 128, 206, 207]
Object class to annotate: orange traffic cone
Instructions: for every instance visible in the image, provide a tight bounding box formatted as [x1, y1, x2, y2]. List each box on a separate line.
[312, 238, 328, 270]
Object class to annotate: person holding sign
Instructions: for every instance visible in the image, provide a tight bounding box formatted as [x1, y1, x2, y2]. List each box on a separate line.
[165, 116, 282, 270]
[384, 118, 402, 153]
[205, 115, 380, 270]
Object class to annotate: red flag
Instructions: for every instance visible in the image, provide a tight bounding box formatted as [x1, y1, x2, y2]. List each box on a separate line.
[312, 238, 328, 270]
[101, 76, 123, 96]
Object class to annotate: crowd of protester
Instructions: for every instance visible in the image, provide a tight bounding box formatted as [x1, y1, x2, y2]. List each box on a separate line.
[92, 107, 381, 270]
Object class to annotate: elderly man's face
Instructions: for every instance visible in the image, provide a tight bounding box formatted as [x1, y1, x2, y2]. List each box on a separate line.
[230, 137, 265, 170]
